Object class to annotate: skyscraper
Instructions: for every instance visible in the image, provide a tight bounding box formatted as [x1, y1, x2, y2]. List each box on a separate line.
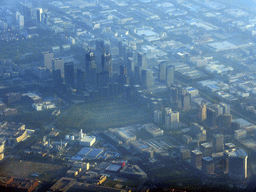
[200, 142, 213, 157]
[134, 66, 141, 85]
[42, 51, 54, 70]
[36, 8, 43, 23]
[169, 86, 178, 104]
[137, 52, 147, 69]
[154, 110, 163, 124]
[178, 93, 191, 111]
[227, 148, 248, 180]
[212, 134, 224, 153]
[202, 157, 214, 175]
[77, 68, 86, 91]
[198, 103, 207, 122]
[191, 150, 203, 169]
[159, 61, 167, 81]
[206, 108, 217, 128]
[52, 58, 64, 77]
[141, 69, 153, 89]
[165, 111, 179, 129]
[52, 69, 62, 88]
[64, 62, 74, 86]
[166, 65, 175, 85]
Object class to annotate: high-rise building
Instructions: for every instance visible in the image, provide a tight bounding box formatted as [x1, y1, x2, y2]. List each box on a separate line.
[227, 148, 248, 180]
[36, 8, 43, 23]
[85, 51, 96, 74]
[220, 102, 230, 114]
[77, 68, 86, 91]
[42, 51, 54, 70]
[159, 61, 167, 81]
[101, 52, 112, 72]
[198, 103, 207, 122]
[200, 142, 213, 157]
[64, 62, 74, 86]
[52, 69, 62, 88]
[126, 57, 134, 78]
[169, 86, 178, 104]
[137, 52, 147, 69]
[52, 58, 64, 77]
[212, 104, 223, 117]
[141, 69, 153, 89]
[154, 110, 163, 124]
[191, 150, 203, 168]
[206, 108, 217, 128]
[202, 157, 214, 175]
[178, 93, 191, 111]
[164, 107, 172, 115]
[218, 114, 232, 128]
[165, 111, 179, 129]
[166, 65, 175, 85]
[212, 134, 224, 153]
[134, 66, 141, 85]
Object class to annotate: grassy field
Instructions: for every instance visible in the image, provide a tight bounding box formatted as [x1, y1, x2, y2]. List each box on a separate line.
[0, 159, 68, 182]
[55, 99, 152, 132]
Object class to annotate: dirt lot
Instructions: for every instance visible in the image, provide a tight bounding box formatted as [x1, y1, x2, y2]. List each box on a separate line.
[0, 158, 68, 182]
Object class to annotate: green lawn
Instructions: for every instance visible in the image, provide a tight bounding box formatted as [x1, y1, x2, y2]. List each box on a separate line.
[55, 99, 152, 132]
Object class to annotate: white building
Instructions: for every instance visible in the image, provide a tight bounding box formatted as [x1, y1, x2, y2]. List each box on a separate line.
[80, 136, 96, 147]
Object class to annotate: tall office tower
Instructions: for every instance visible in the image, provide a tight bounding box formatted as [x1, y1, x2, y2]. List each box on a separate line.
[178, 93, 191, 111]
[164, 107, 172, 115]
[101, 52, 112, 72]
[191, 150, 203, 169]
[52, 69, 62, 88]
[202, 157, 214, 175]
[97, 71, 109, 88]
[198, 103, 207, 122]
[212, 134, 224, 153]
[212, 104, 223, 117]
[218, 114, 232, 128]
[42, 51, 54, 70]
[154, 110, 163, 124]
[227, 148, 248, 180]
[126, 57, 134, 78]
[158, 61, 167, 81]
[119, 65, 128, 85]
[141, 69, 153, 89]
[200, 142, 213, 157]
[85, 51, 96, 74]
[42, 13, 49, 25]
[134, 66, 141, 85]
[169, 86, 178, 104]
[166, 65, 175, 85]
[95, 40, 105, 72]
[137, 52, 147, 69]
[52, 58, 64, 77]
[119, 40, 123, 57]
[64, 62, 74, 86]
[36, 8, 43, 23]
[206, 108, 217, 127]
[77, 68, 86, 91]
[220, 102, 230, 114]
[165, 111, 179, 129]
